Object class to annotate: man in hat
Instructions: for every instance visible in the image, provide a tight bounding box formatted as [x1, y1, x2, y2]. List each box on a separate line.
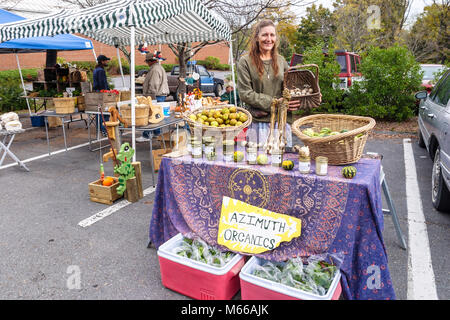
[93, 55, 111, 91]
[93, 55, 111, 135]
[220, 80, 240, 105]
[142, 51, 169, 102]
[138, 51, 170, 142]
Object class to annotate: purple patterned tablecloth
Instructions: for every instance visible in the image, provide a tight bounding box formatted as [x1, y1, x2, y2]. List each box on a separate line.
[149, 153, 395, 300]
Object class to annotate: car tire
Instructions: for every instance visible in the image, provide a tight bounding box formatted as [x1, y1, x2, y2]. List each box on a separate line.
[431, 147, 450, 213]
[418, 129, 426, 148]
[214, 84, 223, 97]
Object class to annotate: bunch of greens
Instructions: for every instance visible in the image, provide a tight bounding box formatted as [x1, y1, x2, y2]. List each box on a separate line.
[253, 256, 338, 296]
[175, 237, 235, 268]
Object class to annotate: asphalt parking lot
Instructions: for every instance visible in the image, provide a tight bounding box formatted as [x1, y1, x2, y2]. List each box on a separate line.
[0, 116, 449, 300]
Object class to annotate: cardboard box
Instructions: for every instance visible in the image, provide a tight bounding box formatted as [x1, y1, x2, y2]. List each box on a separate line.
[152, 148, 172, 172]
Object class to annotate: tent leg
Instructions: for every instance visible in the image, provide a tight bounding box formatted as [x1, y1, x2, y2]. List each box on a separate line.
[15, 53, 32, 116]
[92, 48, 97, 61]
[229, 41, 237, 106]
[130, 25, 136, 163]
[116, 46, 126, 88]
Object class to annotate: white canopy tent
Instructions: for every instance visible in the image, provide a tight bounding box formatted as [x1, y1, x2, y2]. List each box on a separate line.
[0, 0, 235, 162]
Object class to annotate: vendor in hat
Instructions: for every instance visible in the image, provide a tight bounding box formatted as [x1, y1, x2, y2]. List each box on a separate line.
[220, 80, 240, 105]
[142, 51, 169, 102]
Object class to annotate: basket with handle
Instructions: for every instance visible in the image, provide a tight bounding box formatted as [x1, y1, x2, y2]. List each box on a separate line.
[183, 105, 252, 139]
[284, 64, 321, 111]
[292, 114, 376, 165]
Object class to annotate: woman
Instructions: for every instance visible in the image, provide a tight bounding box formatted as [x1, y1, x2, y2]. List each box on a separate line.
[237, 19, 304, 148]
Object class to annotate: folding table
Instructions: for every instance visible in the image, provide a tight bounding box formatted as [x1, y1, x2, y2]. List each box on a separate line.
[0, 129, 29, 171]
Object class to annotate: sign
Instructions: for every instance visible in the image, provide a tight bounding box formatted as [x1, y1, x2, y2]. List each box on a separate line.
[217, 197, 301, 254]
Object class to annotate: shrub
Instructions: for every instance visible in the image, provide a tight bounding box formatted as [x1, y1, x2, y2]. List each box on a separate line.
[298, 40, 344, 114]
[0, 79, 28, 113]
[342, 45, 423, 121]
[0, 68, 38, 82]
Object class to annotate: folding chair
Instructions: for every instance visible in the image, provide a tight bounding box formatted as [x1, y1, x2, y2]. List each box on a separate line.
[0, 129, 30, 172]
[366, 152, 407, 250]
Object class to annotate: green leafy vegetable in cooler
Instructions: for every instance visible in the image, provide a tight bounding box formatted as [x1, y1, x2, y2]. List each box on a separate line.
[253, 257, 337, 296]
[174, 236, 235, 268]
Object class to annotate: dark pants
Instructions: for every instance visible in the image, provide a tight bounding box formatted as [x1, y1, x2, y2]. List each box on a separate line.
[96, 114, 110, 133]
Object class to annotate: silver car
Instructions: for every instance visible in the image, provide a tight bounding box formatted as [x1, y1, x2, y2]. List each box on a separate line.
[416, 70, 450, 212]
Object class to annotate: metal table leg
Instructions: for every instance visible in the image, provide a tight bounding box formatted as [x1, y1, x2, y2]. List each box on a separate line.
[0, 135, 29, 171]
[0, 136, 9, 166]
[44, 116, 51, 155]
[61, 116, 68, 151]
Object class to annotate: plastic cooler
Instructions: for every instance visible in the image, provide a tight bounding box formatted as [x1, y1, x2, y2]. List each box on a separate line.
[157, 233, 245, 300]
[239, 256, 342, 300]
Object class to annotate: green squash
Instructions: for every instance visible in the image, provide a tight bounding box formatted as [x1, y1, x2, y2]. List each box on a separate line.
[282, 160, 294, 170]
[342, 166, 357, 179]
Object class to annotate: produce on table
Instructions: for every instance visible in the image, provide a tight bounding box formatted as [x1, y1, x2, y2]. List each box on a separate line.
[342, 166, 357, 179]
[257, 154, 269, 165]
[302, 127, 347, 138]
[253, 256, 338, 296]
[190, 107, 248, 128]
[282, 160, 294, 170]
[234, 151, 244, 162]
[174, 236, 235, 268]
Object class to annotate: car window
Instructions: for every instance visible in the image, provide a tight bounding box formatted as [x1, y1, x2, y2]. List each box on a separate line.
[430, 73, 450, 106]
[336, 55, 347, 73]
[421, 65, 444, 80]
[172, 66, 180, 75]
[197, 65, 209, 77]
[355, 57, 361, 73]
[350, 56, 356, 73]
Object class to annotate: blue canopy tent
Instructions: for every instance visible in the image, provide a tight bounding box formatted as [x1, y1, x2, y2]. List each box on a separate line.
[0, 9, 96, 115]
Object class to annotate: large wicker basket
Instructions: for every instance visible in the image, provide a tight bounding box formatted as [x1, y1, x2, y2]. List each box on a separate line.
[292, 114, 376, 165]
[183, 105, 252, 139]
[284, 64, 321, 111]
[53, 97, 77, 114]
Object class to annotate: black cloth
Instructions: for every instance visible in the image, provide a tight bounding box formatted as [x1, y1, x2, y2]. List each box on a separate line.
[93, 66, 109, 91]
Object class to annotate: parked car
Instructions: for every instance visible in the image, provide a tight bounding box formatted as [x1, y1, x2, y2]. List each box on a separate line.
[290, 50, 363, 90]
[416, 69, 450, 212]
[420, 64, 446, 93]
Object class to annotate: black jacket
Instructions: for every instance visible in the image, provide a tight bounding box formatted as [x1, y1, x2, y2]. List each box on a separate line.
[93, 66, 109, 91]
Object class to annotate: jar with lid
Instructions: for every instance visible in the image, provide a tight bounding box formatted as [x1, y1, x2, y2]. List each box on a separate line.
[188, 136, 199, 154]
[298, 155, 311, 174]
[204, 136, 216, 156]
[271, 149, 283, 167]
[246, 147, 258, 165]
[223, 150, 234, 162]
[315, 156, 328, 176]
[202, 136, 215, 153]
[191, 140, 203, 159]
[223, 139, 235, 154]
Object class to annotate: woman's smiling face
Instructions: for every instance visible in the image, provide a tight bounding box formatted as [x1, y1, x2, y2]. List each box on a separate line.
[258, 25, 276, 53]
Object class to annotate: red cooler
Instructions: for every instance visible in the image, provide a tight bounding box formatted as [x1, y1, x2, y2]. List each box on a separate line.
[157, 233, 245, 300]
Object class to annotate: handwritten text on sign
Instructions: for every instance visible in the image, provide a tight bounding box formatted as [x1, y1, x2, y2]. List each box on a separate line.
[217, 197, 301, 254]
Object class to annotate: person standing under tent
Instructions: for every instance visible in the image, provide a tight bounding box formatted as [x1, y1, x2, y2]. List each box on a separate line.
[237, 20, 320, 147]
[93, 55, 111, 136]
[220, 80, 240, 105]
[138, 51, 170, 142]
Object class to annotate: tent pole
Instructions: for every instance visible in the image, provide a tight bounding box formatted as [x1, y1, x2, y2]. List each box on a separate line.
[92, 48, 97, 61]
[15, 52, 32, 116]
[116, 46, 126, 88]
[229, 40, 237, 106]
[130, 25, 136, 162]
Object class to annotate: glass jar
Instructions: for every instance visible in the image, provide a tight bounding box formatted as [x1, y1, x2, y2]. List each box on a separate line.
[223, 139, 235, 154]
[298, 155, 311, 174]
[191, 140, 203, 159]
[202, 136, 215, 153]
[223, 151, 234, 162]
[206, 151, 217, 161]
[315, 156, 328, 176]
[247, 147, 258, 165]
[188, 136, 199, 154]
[271, 149, 283, 167]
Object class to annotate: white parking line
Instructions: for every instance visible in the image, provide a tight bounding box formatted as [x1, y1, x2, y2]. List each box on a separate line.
[403, 138, 438, 300]
[78, 186, 156, 228]
[0, 138, 108, 171]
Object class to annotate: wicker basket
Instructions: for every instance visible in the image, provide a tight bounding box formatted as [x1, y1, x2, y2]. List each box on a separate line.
[183, 105, 252, 139]
[53, 97, 77, 114]
[292, 114, 376, 165]
[284, 64, 321, 111]
[120, 104, 149, 127]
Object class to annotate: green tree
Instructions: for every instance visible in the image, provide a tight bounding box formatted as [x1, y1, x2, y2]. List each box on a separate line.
[342, 45, 422, 121]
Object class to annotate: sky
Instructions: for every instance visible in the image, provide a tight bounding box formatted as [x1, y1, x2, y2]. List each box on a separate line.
[292, 0, 433, 27]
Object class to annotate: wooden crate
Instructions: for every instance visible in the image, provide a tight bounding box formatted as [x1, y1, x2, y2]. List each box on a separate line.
[88, 177, 122, 205]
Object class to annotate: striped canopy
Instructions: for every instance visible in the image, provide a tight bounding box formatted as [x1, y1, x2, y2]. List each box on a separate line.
[0, 0, 231, 46]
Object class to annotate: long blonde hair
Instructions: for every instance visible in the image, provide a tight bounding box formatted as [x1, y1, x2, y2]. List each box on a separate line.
[249, 19, 279, 78]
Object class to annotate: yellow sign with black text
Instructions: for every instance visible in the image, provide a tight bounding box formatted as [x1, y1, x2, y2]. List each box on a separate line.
[217, 197, 301, 254]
